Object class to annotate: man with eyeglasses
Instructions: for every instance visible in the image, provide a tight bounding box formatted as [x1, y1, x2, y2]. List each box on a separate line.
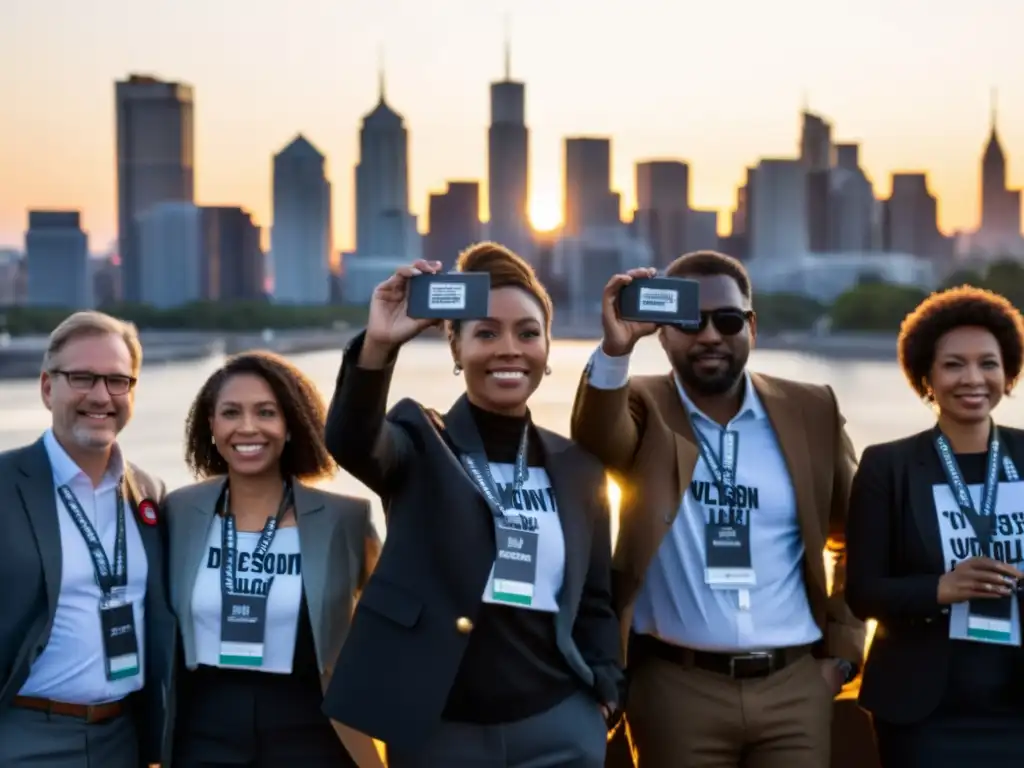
[0, 311, 174, 768]
[571, 251, 866, 768]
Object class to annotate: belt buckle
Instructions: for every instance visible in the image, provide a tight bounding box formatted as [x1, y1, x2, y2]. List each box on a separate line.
[729, 651, 774, 679]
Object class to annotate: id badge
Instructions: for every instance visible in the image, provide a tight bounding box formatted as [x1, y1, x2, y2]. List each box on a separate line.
[704, 519, 756, 589]
[99, 590, 140, 681]
[219, 593, 269, 667]
[491, 527, 539, 607]
[967, 595, 1015, 644]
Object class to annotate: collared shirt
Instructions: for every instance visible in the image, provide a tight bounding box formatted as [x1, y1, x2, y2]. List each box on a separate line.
[18, 429, 148, 704]
[588, 346, 821, 652]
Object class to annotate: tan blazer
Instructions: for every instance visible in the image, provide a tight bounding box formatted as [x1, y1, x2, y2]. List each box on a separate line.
[570, 370, 866, 666]
[165, 477, 384, 767]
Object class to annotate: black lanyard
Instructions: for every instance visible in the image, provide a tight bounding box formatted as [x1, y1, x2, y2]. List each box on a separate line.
[933, 426, 1018, 555]
[220, 482, 294, 597]
[688, 417, 740, 508]
[58, 484, 128, 595]
[460, 422, 530, 525]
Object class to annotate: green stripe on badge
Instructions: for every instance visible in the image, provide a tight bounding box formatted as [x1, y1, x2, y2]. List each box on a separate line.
[968, 628, 1011, 642]
[219, 655, 263, 667]
[494, 592, 533, 606]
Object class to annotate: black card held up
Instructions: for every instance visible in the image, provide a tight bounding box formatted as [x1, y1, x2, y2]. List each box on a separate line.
[407, 272, 491, 320]
[617, 276, 701, 326]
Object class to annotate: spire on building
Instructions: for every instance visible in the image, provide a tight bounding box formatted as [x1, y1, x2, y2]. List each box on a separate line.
[377, 45, 386, 103]
[503, 15, 511, 80]
[983, 86, 1004, 166]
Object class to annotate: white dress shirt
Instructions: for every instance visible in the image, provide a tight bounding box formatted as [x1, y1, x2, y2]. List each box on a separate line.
[588, 346, 821, 652]
[18, 429, 148, 704]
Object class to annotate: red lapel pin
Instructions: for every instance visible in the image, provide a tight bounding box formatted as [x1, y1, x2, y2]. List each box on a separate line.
[137, 499, 159, 526]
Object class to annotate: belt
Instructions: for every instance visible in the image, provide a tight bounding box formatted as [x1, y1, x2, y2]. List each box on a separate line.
[12, 695, 124, 724]
[631, 634, 812, 680]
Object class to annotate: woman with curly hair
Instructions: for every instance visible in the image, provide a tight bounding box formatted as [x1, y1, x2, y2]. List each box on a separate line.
[165, 351, 383, 768]
[846, 285, 1024, 766]
[320, 243, 621, 767]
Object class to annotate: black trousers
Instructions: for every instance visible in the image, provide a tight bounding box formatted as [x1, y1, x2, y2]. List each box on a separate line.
[173, 665, 355, 768]
[874, 712, 1024, 768]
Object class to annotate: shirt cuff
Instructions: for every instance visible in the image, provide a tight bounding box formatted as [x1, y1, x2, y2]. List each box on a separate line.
[586, 345, 631, 390]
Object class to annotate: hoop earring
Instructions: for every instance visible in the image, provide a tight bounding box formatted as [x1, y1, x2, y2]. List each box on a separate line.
[453, 363, 462, 376]
[544, 365, 552, 376]
[211, 435, 216, 445]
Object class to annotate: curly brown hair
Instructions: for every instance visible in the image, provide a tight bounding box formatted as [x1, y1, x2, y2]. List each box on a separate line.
[897, 285, 1024, 399]
[184, 350, 336, 482]
[446, 241, 554, 339]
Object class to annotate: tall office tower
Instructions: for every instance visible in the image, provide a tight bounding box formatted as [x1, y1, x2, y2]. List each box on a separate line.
[748, 159, 808, 261]
[487, 42, 531, 259]
[634, 160, 690, 268]
[426, 181, 482, 270]
[115, 74, 195, 303]
[884, 173, 943, 258]
[271, 135, 332, 304]
[979, 90, 1021, 245]
[354, 71, 418, 259]
[137, 202, 203, 308]
[564, 137, 620, 236]
[827, 143, 877, 252]
[205, 206, 265, 302]
[799, 108, 834, 170]
[25, 211, 91, 308]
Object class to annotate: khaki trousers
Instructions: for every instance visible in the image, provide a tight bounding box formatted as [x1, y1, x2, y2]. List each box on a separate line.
[625, 652, 833, 768]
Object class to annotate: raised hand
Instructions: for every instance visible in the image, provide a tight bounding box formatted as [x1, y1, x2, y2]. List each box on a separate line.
[359, 260, 441, 368]
[600, 267, 660, 357]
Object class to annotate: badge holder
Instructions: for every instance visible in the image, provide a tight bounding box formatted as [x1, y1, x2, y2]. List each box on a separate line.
[99, 587, 140, 680]
[491, 523, 540, 607]
[219, 592, 270, 667]
[951, 595, 1019, 646]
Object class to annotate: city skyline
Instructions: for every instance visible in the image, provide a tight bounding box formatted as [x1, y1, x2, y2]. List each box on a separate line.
[2, 0, 1020, 251]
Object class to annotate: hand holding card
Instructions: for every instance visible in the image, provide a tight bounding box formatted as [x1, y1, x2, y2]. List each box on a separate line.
[361, 260, 443, 367]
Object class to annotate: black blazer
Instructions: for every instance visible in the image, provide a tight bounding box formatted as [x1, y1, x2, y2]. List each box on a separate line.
[845, 425, 1024, 725]
[320, 332, 622, 751]
[0, 438, 177, 766]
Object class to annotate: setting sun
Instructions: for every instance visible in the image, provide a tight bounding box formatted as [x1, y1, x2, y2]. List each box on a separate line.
[529, 190, 561, 232]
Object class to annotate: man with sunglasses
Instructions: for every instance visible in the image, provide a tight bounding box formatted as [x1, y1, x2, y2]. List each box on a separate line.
[0, 311, 174, 768]
[571, 251, 865, 768]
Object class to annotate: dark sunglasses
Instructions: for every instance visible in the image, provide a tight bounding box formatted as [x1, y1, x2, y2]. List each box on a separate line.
[675, 308, 753, 336]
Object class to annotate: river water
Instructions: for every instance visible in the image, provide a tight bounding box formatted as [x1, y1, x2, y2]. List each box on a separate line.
[2, 336, 1021, 536]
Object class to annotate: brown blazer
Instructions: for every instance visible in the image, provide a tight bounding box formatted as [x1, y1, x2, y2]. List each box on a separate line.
[570, 368, 866, 666]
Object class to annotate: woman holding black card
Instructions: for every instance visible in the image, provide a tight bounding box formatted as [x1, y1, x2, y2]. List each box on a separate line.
[320, 242, 622, 767]
[846, 285, 1024, 766]
[165, 351, 383, 768]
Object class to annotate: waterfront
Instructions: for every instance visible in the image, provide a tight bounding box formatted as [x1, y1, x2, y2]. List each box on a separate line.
[1, 335, 1020, 537]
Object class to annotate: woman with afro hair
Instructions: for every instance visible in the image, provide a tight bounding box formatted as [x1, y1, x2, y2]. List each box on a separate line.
[846, 285, 1024, 766]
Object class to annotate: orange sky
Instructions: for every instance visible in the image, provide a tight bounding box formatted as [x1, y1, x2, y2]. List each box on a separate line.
[2, 0, 1021, 252]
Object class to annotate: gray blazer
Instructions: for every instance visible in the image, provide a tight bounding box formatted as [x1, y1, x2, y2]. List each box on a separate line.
[166, 477, 380, 689]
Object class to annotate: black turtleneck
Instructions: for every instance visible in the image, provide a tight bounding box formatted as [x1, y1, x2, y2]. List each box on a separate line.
[441, 402, 578, 723]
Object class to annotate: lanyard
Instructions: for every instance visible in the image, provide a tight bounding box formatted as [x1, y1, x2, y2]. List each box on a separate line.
[460, 423, 530, 525]
[58, 484, 128, 595]
[688, 417, 740, 508]
[933, 426, 1019, 555]
[220, 482, 294, 597]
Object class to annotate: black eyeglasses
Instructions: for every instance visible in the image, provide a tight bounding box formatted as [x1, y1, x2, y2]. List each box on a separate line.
[52, 370, 137, 395]
[675, 309, 754, 337]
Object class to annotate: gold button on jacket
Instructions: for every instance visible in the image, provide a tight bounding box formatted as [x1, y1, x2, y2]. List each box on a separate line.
[456, 617, 473, 634]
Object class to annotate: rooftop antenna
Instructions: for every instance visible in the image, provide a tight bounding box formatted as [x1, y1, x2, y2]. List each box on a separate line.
[503, 14, 511, 80]
[377, 44, 386, 102]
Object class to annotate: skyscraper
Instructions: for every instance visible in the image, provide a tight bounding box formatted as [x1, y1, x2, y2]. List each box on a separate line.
[487, 42, 531, 260]
[749, 159, 808, 261]
[25, 211, 91, 308]
[271, 135, 332, 304]
[115, 74, 195, 303]
[426, 182, 481, 270]
[354, 71, 418, 259]
[634, 160, 690, 268]
[979, 90, 1021, 248]
[564, 137, 620, 236]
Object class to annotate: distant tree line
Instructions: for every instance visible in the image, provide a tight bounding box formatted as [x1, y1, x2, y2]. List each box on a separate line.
[0, 260, 1020, 337]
